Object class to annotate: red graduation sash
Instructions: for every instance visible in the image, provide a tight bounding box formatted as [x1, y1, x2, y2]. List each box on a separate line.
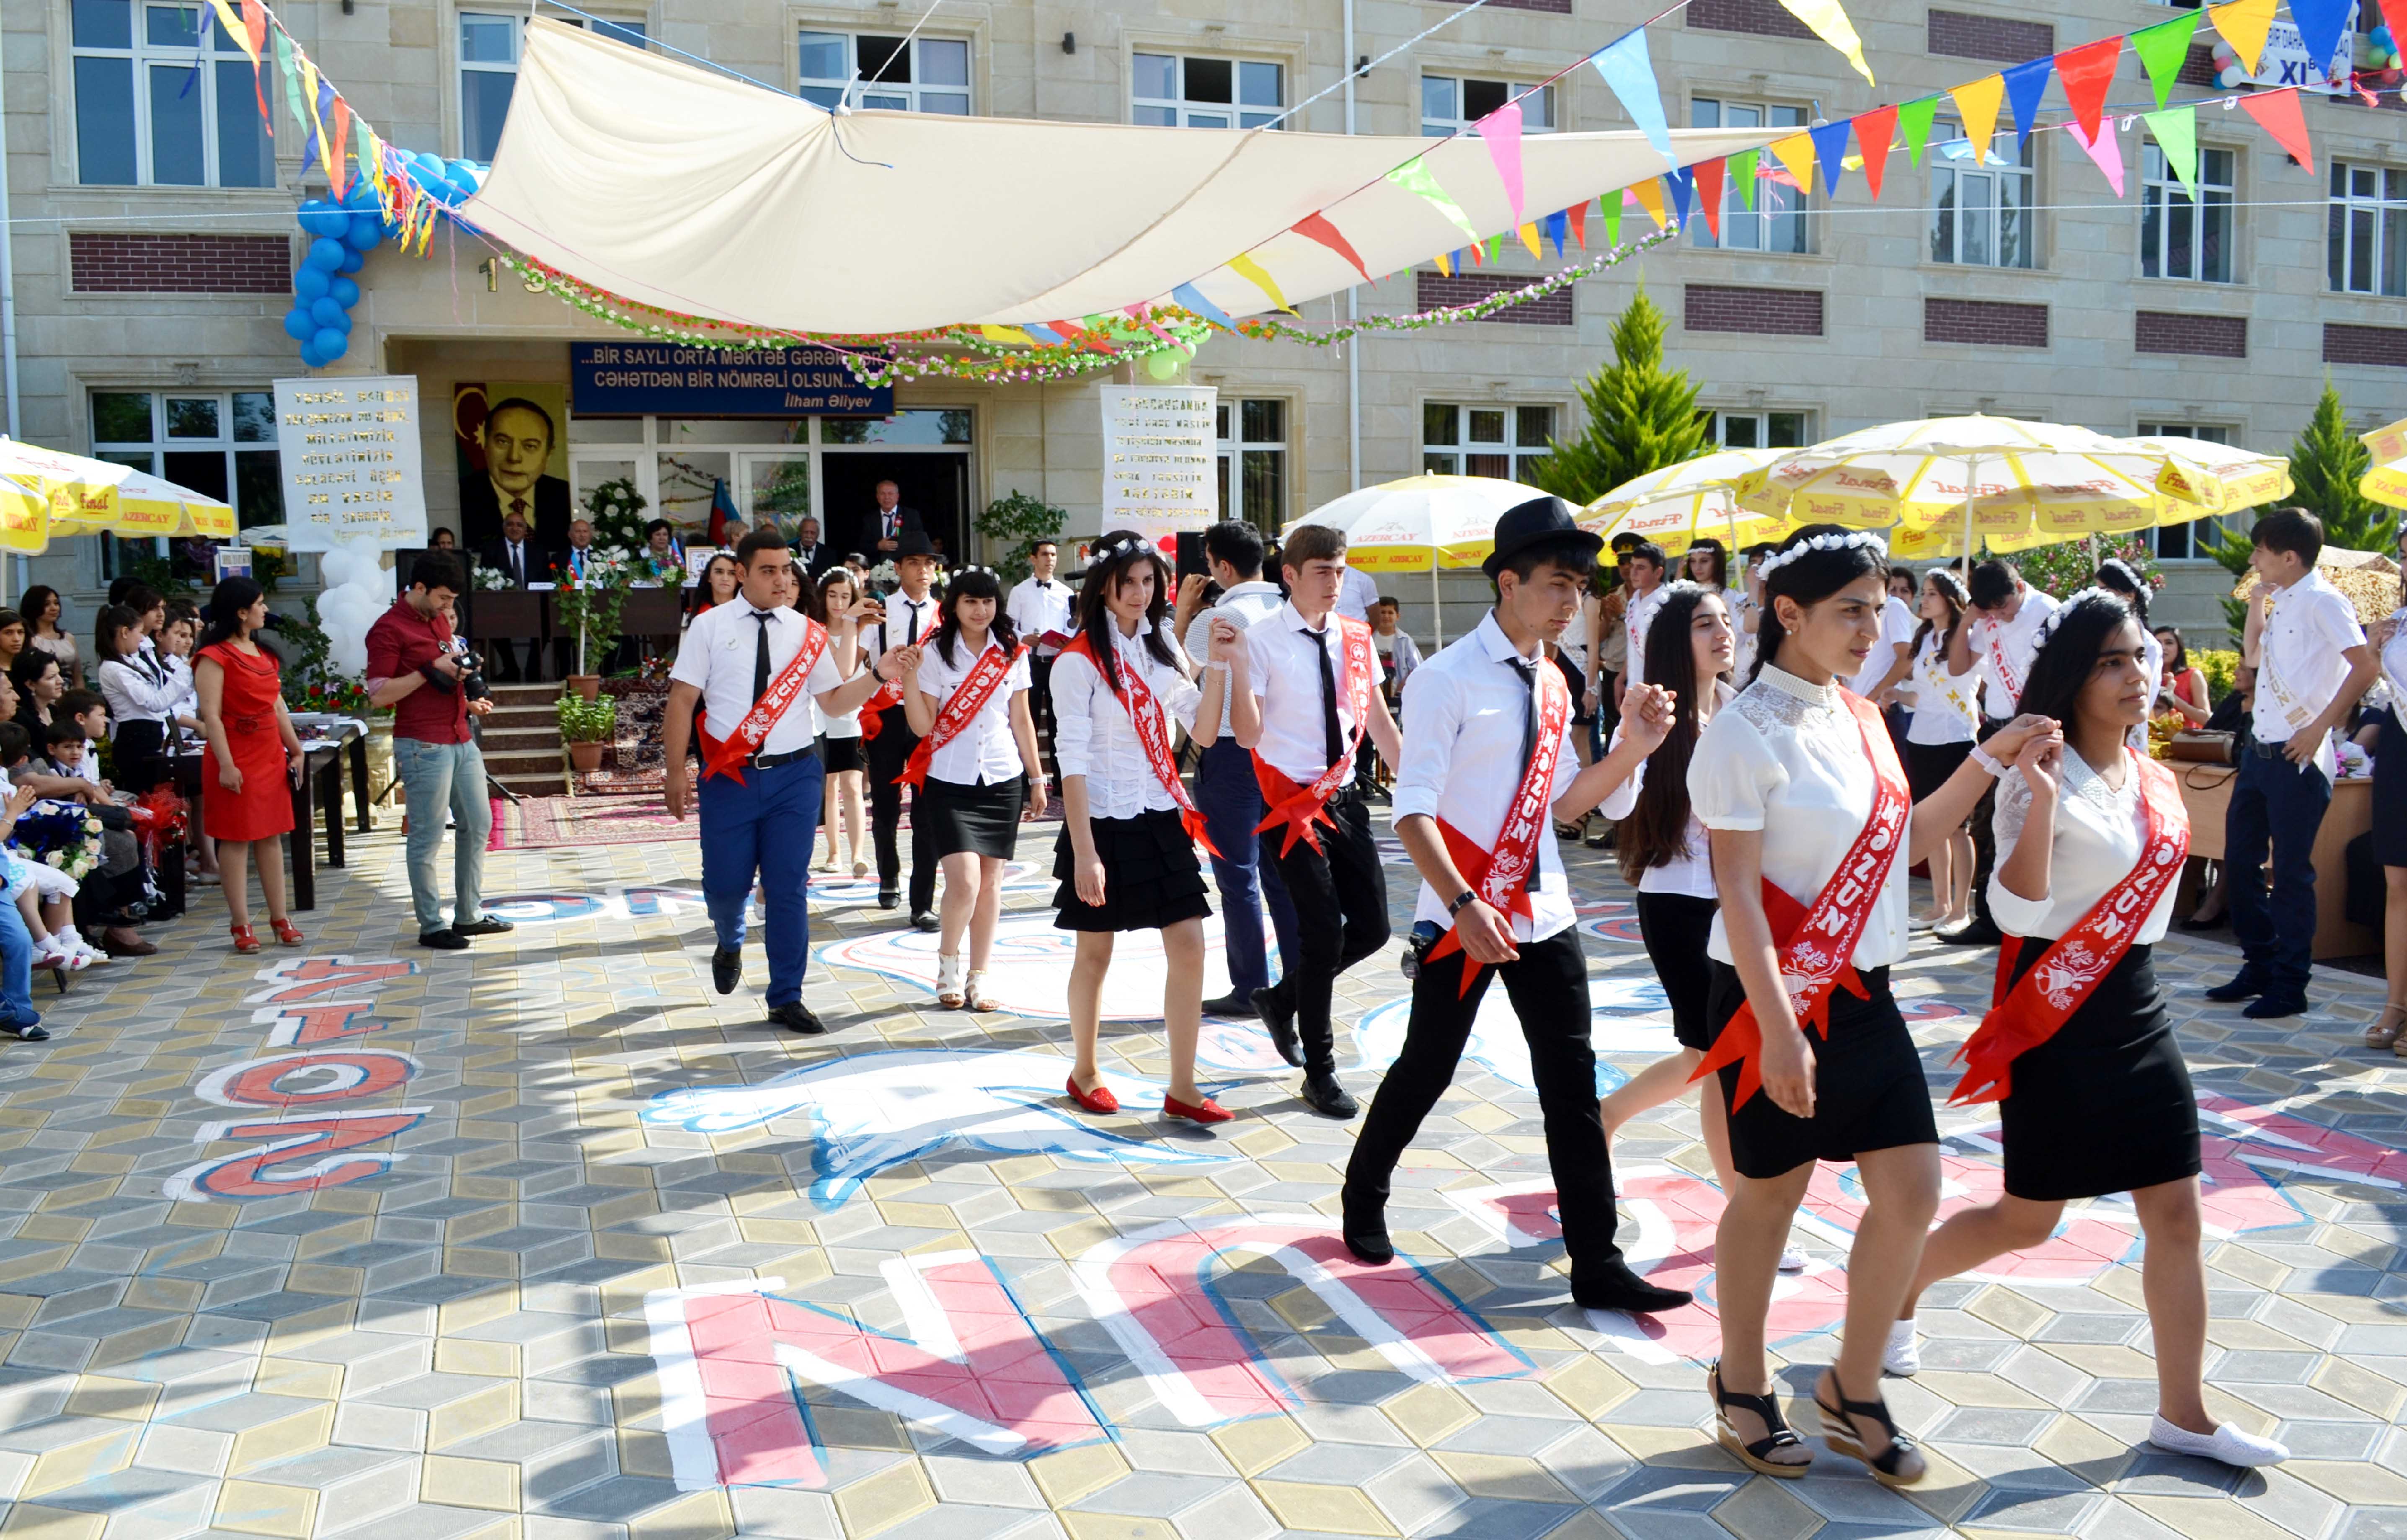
[1059, 632, 1220, 859]
[900, 641, 1024, 789]
[1253, 615, 1377, 856]
[1424, 652, 1572, 995]
[697, 613, 829, 785]
[1947, 753, 2187, 1106]
[1693, 691, 1909, 1111]
[1984, 619, 2025, 711]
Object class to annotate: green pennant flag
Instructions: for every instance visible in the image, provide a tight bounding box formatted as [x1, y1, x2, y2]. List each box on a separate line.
[1486, 233, 1503, 262]
[2144, 105, 2198, 196]
[1386, 156, 1481, 241]
[2130, 11, 2201, 110]
[1730, 148, 1759, 210]
[271, 29, 307, 138]
[1898, 96, 1942, 166]
[1602, 192, 1622, 249]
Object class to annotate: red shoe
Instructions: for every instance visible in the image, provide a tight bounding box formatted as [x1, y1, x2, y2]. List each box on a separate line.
[1065, 1075, 1119, 1115]
[269, 918, 305, 948]
[1163, 1093, 1233, 1125]
[230, 924, 260, 955]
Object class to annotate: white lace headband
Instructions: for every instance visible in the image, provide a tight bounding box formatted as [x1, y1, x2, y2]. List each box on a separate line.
[2033, 586, 2126, 649]
[953, 565, 998, 580]
[1927, 568, 1968, 602]
[1756, 530, 1888, 582]
[1092, 535, 1152, 561]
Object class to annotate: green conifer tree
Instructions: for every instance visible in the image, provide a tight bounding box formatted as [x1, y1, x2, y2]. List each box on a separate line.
[1531, 284, 1712, 508]
[2201, 377, 2392, 635]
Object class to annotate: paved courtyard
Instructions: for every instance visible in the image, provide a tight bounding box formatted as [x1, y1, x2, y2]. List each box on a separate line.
[2, 801, 2404, 1540]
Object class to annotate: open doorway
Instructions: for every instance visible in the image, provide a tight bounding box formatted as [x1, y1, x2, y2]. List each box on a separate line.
[821, 453, 970, 562]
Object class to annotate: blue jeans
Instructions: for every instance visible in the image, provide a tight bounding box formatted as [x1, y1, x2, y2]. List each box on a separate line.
[395, 736, 493, 935]
[2226, 744, 2332, 996]
[699, 753, 822, 1007]
[1196, 737, 1300, 998]
[0, 898, 35, 1028]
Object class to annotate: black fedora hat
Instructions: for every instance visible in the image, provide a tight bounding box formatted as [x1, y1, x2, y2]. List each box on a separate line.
[892, 530, 938, 561]
[1483, 494, 1603, 579]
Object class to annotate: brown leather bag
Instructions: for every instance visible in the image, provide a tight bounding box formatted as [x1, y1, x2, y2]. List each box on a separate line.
[2165, 730, 2237, 765]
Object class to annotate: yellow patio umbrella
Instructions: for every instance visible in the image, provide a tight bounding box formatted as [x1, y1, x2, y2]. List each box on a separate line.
[0, 439, 123, 532]
[2122, 436, 2291, 522]
[108, 466, 238, 540]
[1581, 449, 1792, 556]
[2360, 416, 2407, 510]
[1286, 473, 1536, 643]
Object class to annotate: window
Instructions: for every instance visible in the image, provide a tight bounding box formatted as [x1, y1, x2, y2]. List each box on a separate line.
[1702, 410, 1810, 449]
[2133, 422, 2231, 558]
[1690, 100, 1809, 253]
[2329, 162, 2407, 297]
[1420, 77, 1553, 137]
[1134, 54, 1283, 129]
[1929, 125, 2035, 269]
[71, 0, 274, 186]
[796, 32, 970, 114]
[1216, 400, 1287, 528]
[90, 389, 282, 579]
[1422, 403, 1555, 482]
[461, 13, 646, 161]
[2142, 145, 2233, 282]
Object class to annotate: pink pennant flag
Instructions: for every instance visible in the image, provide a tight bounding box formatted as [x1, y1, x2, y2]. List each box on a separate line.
[1476, 101, 1525, 223]
[2238, 88, 2315, 175]
[2069, 117, 2125, 196]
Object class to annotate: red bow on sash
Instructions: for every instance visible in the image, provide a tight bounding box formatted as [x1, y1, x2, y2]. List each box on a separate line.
[1253, 616, 1377, 857]
[1948, 753, 2188, 1105]
[697, 615, 829, 786]
[1059, 633, 1221, 859]
[857, 677, 904, 743]
[1692, 692, 1909, 1111]
[1423, 654, 1572, 996]
[900, 642, 1025, 789]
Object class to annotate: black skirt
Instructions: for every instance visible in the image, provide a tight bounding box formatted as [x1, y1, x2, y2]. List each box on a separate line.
[1054, 808, 1212, 933]
[112, 718, 172, 794]
[919, 775, 1025, 860]
[1995, 941, 2200, 1201]
[1636, 891, 1718, 1050]
[1705, 960, 1939, 1180]
[821, 735, 865, 775]
[1906, 737, 1975, 801]
[2376, 711, 2407, 868]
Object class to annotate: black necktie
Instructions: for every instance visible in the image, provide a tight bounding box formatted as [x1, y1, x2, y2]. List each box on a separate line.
[1508, 656, 1539, 773]
[906, 603, 922, 646]
[510, 544, 522, 584]
[751, 611, 773, 703]
[1311, 628, 1343, 770]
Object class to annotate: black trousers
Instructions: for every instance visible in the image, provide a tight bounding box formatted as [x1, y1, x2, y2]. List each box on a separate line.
[1965, 716, 2009, 930]
[1263, 792, 1389, 1072]
[865, 704, 935, 912]
[1028, 655, 1059, 780]
[1346, 928, 1627, 1285]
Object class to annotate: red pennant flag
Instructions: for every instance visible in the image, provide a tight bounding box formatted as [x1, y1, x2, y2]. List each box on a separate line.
[2238, 87, 2314, 173]
[241, 0, 272, 134]
[1854, 105, 1898, 200]
[1567, 201, 1588, 248]
[2053, 36, 2123, 142]
[1291, 212, 1372, 283]
[1694, 158, 1726, 240]
[328, 97, 351, 197]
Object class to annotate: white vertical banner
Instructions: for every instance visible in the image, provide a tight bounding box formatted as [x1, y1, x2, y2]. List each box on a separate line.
[272, 375, 428, 551]
[1100, 385, 1218, 547]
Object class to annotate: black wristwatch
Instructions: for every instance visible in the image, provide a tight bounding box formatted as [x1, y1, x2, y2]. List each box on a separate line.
[1447, 889, 1479, 917]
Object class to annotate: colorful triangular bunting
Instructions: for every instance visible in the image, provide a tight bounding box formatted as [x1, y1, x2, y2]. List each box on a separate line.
[1292, 212, 1371, 282]
[1950, 75, 2004, 160]
[2143, 105, 2198, 197]
[1898, 96, 1941, 166]
[1387, 157, 1482, 241]
[2053, 36, 2121, 141]
[1809, 120, 1852, 197]
[1476, 102, 1525, 223]
[2001, 57, 2052, 150]
[1590, 31, 1676, 165]
[1695, 158, 1726, 238]
[2238, 88, 2315, 173]
[1730, 148, 1759, 209]
[2288, 0, 2353, 80]
[1664, 169, 1694, 229]
[2070, 117, 2125, 196]
[1768, 132, 1818, 194]
[1773, 0, 1875, 84]
[2208, 0, 2275, 75]
[1854, 105, 1897, 199]
[2130, 11, 2201, 109]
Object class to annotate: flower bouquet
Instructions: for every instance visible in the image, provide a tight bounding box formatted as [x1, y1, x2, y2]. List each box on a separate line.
[555, 546, 637, 677]
[129, 786, 190, 868]
[473, 565, 511, 592]
[298, 677, 372, 717]
[10, 803, 105, 882]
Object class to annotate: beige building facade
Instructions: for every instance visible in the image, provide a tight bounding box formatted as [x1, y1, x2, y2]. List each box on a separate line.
[5, 0, 2406, 641]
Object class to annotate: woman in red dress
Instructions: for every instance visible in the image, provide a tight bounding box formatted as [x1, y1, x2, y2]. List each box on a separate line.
[195, 578, 305, 954]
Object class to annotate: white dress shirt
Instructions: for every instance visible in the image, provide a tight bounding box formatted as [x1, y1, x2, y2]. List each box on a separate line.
[99, 651, 174, 730]
[1689, 663, 1910, 970]
[1337, 566, 1382, 624]
[1847, 595, 1918, 699]
[1051, 622, 1202, 819]
[864, 591, 942, 664]
[1904, 631, 1978, 746]
[2253, 571, 2363, 778]
[669, 602, 845, 757]
[1598, 680, 1736, 901]
[1965, 589, 2059, 718]
[1007, 576, 1075, 643]
[1244, 602, 1385, 787]
[1989, 747, 2177, 944]
[1183, 579, 1288, 739]
[1620, 584, 1672, 687]
[1393, 612, 1581, 943]
[912, 636, 1032, 786]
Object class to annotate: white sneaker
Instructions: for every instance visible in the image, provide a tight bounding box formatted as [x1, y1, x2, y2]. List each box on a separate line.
[72, 935, 111, 966]
[1778, 1246, 1808, 1273]
[1883, 1318, 1921, 1377]
[2148, 1414, 2288, 1467]
[34, 935, 81, 971]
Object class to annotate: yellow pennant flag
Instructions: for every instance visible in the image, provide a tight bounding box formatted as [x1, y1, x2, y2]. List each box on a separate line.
[1518, 222, 1542, 258]
[207, 0, 254, 61]
[1225, 253, 1292, 314]
[2208, 0, 2276, 74]
[1769, 134, 1818, 194]
[299, 54, 330, 161]
[1435, 251, 1454, 277]
[1950, 75, 2005, 160]
[1627, 179, 1668, 229]
[979, 325, 1037, 346]
[1773, 0, 1875, 85]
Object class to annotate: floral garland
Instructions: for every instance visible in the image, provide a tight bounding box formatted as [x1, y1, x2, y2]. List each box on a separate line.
[11, 803, 105, 883]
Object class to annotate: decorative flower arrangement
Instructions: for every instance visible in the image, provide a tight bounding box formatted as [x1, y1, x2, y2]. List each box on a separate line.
[584, 477, 650, 553]
[865, 559, 900, 592]
[10, 803, 104, 882]
[554, 546, 638, 675]
[298, 677, 372, 717]
[473, 565, 512, 592]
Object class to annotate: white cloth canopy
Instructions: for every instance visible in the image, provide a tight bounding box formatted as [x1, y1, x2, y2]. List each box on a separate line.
[464, 20, 1781, 335]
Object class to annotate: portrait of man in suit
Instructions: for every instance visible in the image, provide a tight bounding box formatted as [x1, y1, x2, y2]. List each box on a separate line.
[868, 479, 924, 555]
[456, 390, 572, 550]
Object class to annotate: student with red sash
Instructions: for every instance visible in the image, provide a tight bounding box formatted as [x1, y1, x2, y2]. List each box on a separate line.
[1342, 498, 1692, 1315]
[898, 566, 1045, 1012]
[1235, 523, 1403, 1118]
[1938, 558, 2059, 947]
[1688, 526, 2052, 1487]
[863, 532, 946, 929]
[1053, 534, 1240, 1124]
[664, 531, 904, 1035]
[1894, 591, 2288, 1468]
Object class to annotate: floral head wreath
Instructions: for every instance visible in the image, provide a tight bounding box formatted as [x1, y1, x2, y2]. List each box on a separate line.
[2096, 557, 2150, 595]
[1755, 529, 1888, 584]
[1655, 579, 1711, 601]
[1927, 568, 1969, 603]
[1092, 534, 1152, 561]
[2033, 585, 2126, 650]
[953, 565, 998, 581]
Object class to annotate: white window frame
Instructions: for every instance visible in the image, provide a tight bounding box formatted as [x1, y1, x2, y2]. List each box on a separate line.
[1133, 53, 1284, 129]
[69, 0, 275, 187]
[2133, 422, 2234, 561]
[1702, 409, 1812, 450]
[89, 387, 284, 579]
[2329, 160, 2407, 297]
[1420, 402, 1557, 483]
[796, 30, 971, 114]
[1215, 398, 1290, 529]
[1928, 121, 2037, 270]
[460, 12, 646, 161]
[1689, 98, 1810, 253]
[1420, 76, 1554, 137]
[2141, 143, 2235, 283]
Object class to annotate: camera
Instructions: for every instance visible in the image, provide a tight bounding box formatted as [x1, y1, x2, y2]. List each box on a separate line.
[1400, 920, 1444, 981]
[449, 637, 491, 703]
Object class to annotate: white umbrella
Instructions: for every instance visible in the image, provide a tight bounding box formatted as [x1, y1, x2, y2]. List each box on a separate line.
[1583, 448, 1787, 556]
[1286, 473, 1535, 644]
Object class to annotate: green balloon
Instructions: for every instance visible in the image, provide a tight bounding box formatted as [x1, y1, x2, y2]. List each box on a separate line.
[1144, 349, 1181, 380]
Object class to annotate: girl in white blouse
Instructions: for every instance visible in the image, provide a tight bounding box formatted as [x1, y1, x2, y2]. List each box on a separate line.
[1051, 536, 1240, 1125]
[1894, 592, 2285, 1469]
[814, 569, 870, 880]
[2372, 549, 2407, 1053]
[1687, 526, 2051, 1487]
[1902, 568, 1979, 928]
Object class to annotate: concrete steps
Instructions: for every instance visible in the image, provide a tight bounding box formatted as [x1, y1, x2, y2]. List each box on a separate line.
[480, 683, 566, 797]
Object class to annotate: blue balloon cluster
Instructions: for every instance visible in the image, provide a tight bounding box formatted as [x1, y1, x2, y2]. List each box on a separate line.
[399, 152, 486, 213]
[282, 157, 484, 370]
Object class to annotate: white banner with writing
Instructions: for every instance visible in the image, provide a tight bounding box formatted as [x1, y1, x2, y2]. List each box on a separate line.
[1101, 385, 1217, 544]
[273, 375, 427, 550]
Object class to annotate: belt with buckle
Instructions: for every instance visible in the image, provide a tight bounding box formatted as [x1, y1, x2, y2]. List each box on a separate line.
[749, 746, 818, 770]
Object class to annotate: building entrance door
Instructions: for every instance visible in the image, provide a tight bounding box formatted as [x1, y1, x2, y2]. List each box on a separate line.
[821, 452, 970, 563]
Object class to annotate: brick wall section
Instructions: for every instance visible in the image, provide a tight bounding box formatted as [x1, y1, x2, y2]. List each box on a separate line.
[2136, 311, 2247, 358]
[1927, 8, 2055, 61]
[1683, 284, 1824, 336]
[2179, 43, 2218, 88]
[1925, 297, 2049, 348]
[1433, 0, 1570, 12]
[2324, 323, 2407, 368]
[1687, 0, 1818, 41]
[70, 233, 292, 294]
[1416, 271, 1572, 326]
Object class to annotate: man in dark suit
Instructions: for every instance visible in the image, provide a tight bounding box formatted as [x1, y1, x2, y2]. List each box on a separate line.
[792, 517, 836, 584]
[458, 397, 572, 550]
[868, 480, 924, 556]
[478, 509, 554, 682]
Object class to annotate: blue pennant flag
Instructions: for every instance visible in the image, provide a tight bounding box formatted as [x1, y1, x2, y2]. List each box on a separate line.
[1543, 208, 1569, 256]
[1589, 30, 1675, 165]
[2288, 0, 2354, 80]
[1663, 169, 1694, 229]
[1171, 282, 1237, 331]
[2002, 57, 2053, 150]
[1809, 121, 1852, 198]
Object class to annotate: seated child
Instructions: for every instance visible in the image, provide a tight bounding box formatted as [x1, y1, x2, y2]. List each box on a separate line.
[0, 724, 100, 970]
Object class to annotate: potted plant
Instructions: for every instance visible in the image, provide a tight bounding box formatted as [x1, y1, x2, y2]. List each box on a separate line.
[558, 691, 617, 773]
[553, 544, 635, 701]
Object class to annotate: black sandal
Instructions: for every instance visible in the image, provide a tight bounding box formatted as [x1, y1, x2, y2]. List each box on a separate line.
[1708, 1362, 1810, 1477]
[1815, 1369, 1926, 1487]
